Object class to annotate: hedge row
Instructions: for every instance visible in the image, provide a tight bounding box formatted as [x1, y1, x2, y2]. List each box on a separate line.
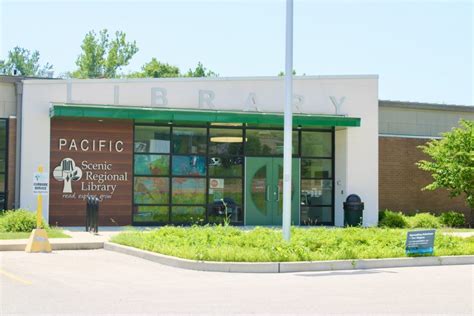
[378, 210, 465, 228]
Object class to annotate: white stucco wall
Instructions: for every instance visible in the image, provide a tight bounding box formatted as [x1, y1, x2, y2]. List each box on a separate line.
[20, 75, 378, 225]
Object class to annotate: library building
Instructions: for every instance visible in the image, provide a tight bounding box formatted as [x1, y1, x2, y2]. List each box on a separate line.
[1, 75, 471, 226]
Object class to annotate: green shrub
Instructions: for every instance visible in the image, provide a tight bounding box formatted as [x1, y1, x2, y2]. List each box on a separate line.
[407, 213, 441, 228]
[0, 210, 47, 232]
[378, 210, 408, 228]
[439, 211, 465, 228]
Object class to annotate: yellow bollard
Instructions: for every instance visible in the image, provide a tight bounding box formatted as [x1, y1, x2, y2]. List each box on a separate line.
[25, 165, 52, 253]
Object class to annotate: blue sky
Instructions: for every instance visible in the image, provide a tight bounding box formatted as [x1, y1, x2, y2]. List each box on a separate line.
[1, 0, 472, 105]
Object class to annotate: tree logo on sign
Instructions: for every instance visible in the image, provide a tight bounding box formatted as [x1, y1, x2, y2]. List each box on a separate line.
[53, 158, 83, 193]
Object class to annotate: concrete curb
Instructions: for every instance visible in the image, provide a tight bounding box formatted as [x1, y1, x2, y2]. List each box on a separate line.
[0, 241, 104, 251]
[104, 242, 474, 273]
[104, 242, 279, 273]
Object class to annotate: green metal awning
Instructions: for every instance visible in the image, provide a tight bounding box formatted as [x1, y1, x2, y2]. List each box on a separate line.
[50, 103, 361, 127]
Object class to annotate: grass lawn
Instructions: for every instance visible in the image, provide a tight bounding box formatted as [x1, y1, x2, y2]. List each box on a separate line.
[110, 226, 474, 262]
[0, 228, 70, 240]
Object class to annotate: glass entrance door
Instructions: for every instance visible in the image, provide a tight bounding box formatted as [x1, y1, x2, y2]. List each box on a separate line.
[245, 157, 300, 225]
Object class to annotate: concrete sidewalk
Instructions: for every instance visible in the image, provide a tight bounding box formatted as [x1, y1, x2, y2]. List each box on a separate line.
[0, 228, 122, 251]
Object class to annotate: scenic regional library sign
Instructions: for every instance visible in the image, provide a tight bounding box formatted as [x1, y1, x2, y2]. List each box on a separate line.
[49, 118, 133, 226]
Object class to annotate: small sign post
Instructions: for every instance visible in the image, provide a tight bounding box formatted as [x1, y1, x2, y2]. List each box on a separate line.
[25, 165, 52, 253]
[406, 229, 436, 256]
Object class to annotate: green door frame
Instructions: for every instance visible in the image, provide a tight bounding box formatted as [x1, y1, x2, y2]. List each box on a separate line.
[245, 157, 300, 226]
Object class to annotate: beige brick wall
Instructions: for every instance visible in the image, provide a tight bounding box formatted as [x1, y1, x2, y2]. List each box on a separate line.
[379, 136, 471, 223]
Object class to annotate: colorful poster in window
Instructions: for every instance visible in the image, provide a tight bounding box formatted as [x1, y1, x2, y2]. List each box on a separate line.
[172, 156, 206, 176]
[134, 155, 169, 176]
[134, 177, 169, 204]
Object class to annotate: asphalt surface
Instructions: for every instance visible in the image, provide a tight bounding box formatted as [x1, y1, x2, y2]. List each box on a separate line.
[0, 250, 473, 315]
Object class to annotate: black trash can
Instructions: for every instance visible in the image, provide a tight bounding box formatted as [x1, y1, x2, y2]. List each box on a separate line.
[343, 194, 364, 226]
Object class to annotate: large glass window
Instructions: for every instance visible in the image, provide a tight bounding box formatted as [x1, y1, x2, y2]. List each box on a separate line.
[134, 177, 169, 204]
[209, 128, 244, 156]
[172, 155, 206, 176]
[301, 180, 333, 206]
[301, 131, 332, 157]
[133, 206, 169, 224]
[300, 130, 334, 225]
[301, 207, 332, 225]
[0, 120, 7, 210]
[134, 155, 169, 176]
[134, 126, 170, 153]
[208, 178, 243, 224]
[133, 123, 333, 227]
[172, 206, 206, 225]
[245, 130, 298, 155]
[172, 178, 206, 204]
[173, 127, 207, 154]
[208, 157, 242, 177]
[301, 159, 332, 178]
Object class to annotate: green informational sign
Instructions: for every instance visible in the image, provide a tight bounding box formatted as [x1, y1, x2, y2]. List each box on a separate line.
[406, 230, 436, 255]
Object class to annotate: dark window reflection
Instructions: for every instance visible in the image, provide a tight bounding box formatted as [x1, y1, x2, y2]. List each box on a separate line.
[133, 206, 169, 224]
[209, 128, 243, 155]
[134, 126, 170, 153]
[301, 159, 332, 178]
[208, 178, 243, 224]
[208, 157, 242, 177]
[300, 179, 333, 206]
[301, 131, 332, 157]
[245, 130, 298, 155]
[301, 206, 333, 225]
[173, 127, 207, 154]
[172, 206, 205, 225]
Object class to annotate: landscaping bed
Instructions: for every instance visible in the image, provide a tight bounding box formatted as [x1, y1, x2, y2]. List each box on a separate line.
[0, 229, 70, 240]
[0, 209, 70, 240]
[110, 226, 474, 262]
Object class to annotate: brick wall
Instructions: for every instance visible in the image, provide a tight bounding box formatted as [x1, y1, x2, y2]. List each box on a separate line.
[379, 136, 471, 223]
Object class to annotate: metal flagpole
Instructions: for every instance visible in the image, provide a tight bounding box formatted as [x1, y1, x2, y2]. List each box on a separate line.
[282, 0, 293, 241]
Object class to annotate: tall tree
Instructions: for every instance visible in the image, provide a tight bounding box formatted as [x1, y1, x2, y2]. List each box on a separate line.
[277, 70, 297, 76]
[186, 62, 217, 77]
[72, 29, 138, 78]
[0, 46, 52, 76]
[128, 58, 180, 78]
[417, 120, 474, 226]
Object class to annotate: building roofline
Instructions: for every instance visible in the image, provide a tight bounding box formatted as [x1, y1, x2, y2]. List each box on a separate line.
[0, 75, 56, 83]
[379, 100, 474, 112]
[21, 74, 379, 85]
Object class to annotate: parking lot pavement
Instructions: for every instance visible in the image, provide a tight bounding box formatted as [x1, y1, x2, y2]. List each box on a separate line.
[1, 250, 472, 315]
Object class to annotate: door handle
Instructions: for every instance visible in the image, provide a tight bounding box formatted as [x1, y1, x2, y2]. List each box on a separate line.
[275, 185, 280, 201]
[265, 185, 271, 201]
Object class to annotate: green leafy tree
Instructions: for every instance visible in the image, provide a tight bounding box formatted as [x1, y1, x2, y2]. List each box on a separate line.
[417, 120, 474, 225]
[186, 62, 217, 77]
[72, 29, 138, 78]
[0, 46, 52, 76]
[128, 58, 180, 78]
[277, 69, 297, 76]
